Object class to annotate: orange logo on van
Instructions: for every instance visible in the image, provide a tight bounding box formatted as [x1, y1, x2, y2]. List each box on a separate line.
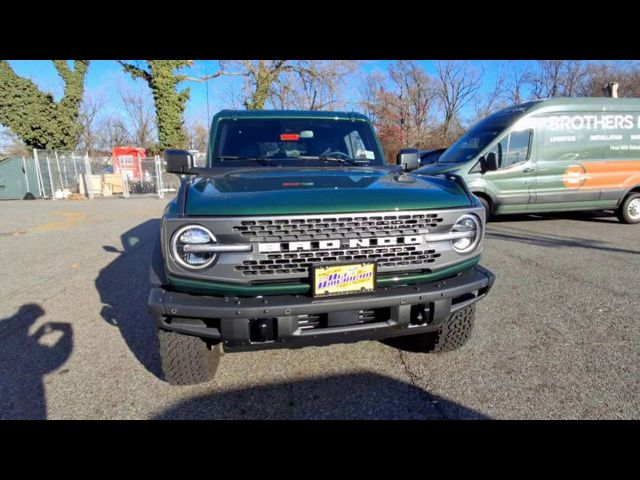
[563, 164, 587, 188]
[563, 160, 640, 190]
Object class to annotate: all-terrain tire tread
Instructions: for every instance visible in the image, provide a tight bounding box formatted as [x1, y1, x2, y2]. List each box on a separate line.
[158, 330, 219, 385]
[384, 304, 475, 353]
[428, 304, 475, 352]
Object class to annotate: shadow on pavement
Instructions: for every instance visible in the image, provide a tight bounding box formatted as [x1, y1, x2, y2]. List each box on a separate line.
[153, 372, 490, 420]
[486, 225, 639, 255]
[545, 210, 621, 224]
[0, 304, 73, 419]
[489, 210, 619, 224]
[95, 219, 163, 379]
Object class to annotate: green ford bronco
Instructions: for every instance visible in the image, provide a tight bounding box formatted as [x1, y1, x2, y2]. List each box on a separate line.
[148, 110, 496, 385]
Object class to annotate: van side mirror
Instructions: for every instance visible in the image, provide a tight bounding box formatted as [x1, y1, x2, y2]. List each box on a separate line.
[482, 152, 498, 172]
[397, 149, 420, 171]
[165, 149, 195, 174]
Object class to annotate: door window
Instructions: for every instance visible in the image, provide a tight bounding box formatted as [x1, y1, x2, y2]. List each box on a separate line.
[487, 130, 532, 169]
[503, 130, 532, 167]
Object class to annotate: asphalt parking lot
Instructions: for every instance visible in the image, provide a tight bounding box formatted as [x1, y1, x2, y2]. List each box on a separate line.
[1, 197, 639, 419]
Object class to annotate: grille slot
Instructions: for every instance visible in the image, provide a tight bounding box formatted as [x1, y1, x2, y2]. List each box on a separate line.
[298, 314, 323, 330]
[236, 246, 441, 276]
[358, 309, 377, 322]
[232, 213, 443, 242]
[297, 309, 387, 331]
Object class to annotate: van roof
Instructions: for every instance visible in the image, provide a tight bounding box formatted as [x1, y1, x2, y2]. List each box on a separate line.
[512, 97, 640, 116]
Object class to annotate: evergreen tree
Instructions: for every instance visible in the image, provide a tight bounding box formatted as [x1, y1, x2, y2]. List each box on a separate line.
[118, 61, 192, 150]
[0, 60, 89, 150]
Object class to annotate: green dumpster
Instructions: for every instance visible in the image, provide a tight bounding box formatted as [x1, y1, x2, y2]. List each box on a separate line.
[0, 156, 40, 200]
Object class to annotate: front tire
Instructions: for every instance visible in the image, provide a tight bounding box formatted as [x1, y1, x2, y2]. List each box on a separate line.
[477, 196, 492, 222]
[385, 305, 476, 353]
[617, 192, 640, 224]
[158, 330, 220, 385]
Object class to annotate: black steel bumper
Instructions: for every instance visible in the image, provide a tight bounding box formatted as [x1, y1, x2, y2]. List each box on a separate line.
[148, 265, 495, 352]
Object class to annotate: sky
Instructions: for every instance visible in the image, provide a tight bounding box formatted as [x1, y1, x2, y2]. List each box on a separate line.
[5, 60, 531, 130]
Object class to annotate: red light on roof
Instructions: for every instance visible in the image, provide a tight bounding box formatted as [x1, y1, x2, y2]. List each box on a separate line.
[280, 133, 300, 141]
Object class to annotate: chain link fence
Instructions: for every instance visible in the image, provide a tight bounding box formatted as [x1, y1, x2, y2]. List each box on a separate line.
[32, 150, 92, 199]
[20, 149, 207, 200]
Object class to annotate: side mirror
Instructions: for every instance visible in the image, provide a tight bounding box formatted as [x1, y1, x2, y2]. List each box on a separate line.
[397, 149, 420, 171]
[482, 152, 498, 172]
[165, 149, 195, 174]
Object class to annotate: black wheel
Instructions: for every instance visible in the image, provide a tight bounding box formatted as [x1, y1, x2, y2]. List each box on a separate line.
[385, 305, 476, 353]
[616, 192, 640, 224]
[158, 330, 220, 385]
[476, 196, 492, 221]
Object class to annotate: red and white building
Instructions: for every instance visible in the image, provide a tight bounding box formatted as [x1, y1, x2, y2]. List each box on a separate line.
[111, 147, 147, 181]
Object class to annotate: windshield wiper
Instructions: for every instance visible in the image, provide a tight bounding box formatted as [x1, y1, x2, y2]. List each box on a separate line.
[216, 155, 275, 166]
[297, 155, 362, 166]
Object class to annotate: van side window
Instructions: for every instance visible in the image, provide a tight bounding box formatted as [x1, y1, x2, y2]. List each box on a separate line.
[488, 129, 532, 169]
[503, 130, 532, 168]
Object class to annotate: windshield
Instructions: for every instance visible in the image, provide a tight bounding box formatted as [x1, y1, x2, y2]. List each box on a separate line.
[211, 117, 384, 167]
[437, 108, 525, 164]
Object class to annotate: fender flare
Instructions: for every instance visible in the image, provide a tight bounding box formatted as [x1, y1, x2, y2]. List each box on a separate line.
[469, 187, 498, 208]
[617, 184, 640, 207]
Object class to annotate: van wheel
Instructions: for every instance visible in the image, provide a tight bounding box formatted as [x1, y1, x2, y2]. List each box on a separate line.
[477, 196, 492, 221]
[158, 330, 220, 385]
[384, 305, 475, 353]
[617, 192, 640, 224]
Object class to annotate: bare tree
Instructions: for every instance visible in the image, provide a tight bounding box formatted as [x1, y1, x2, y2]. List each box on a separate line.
[269, 61, 359, 110]
[213, 60, 339, 110]
[119, 86, 156, 150]
[218, 60, 290, 110]
[359, 61, 438, 161]
[563, 60, 588, 96]
[389, 61, 435, 142]
[0, 126, 29, 157]
[77, 93, 105, 156]
[184, 119, 209, 152]
[504, 61, 530, 105]
[96, 114, 132, 152]
[527, 60, 563, 98]
[575, 61, 640, 98]
[526, 60, 588, 98]
[575, 62, 617, 97]
[359, 71, 386, 124]
[435, 61, 482, 141]
[472, 64, 508, 122]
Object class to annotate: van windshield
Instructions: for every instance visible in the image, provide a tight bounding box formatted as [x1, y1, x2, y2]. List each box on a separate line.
[437, 109, 525, 164]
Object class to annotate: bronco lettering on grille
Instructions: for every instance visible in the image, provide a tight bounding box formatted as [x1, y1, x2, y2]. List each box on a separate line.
[258, 235, 422, 253]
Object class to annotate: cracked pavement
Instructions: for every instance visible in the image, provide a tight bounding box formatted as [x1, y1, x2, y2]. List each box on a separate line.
[1, 198, 639, 419]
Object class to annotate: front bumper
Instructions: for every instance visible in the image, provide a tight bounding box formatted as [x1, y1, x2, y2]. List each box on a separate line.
[148, 265, 495, 352]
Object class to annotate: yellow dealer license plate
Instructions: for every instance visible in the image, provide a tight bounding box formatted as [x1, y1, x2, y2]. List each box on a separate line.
[312, 262, 376, 298]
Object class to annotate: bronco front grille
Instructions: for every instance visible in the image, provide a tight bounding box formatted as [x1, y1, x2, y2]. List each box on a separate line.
[163, 207, 484, 285]
[235, 245, 441, 276]
[232, 213, 444, 242]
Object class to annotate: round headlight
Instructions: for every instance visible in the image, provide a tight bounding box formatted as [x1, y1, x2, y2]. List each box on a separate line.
[171, 225, 217, 269]
[451, 214, 481, 253]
